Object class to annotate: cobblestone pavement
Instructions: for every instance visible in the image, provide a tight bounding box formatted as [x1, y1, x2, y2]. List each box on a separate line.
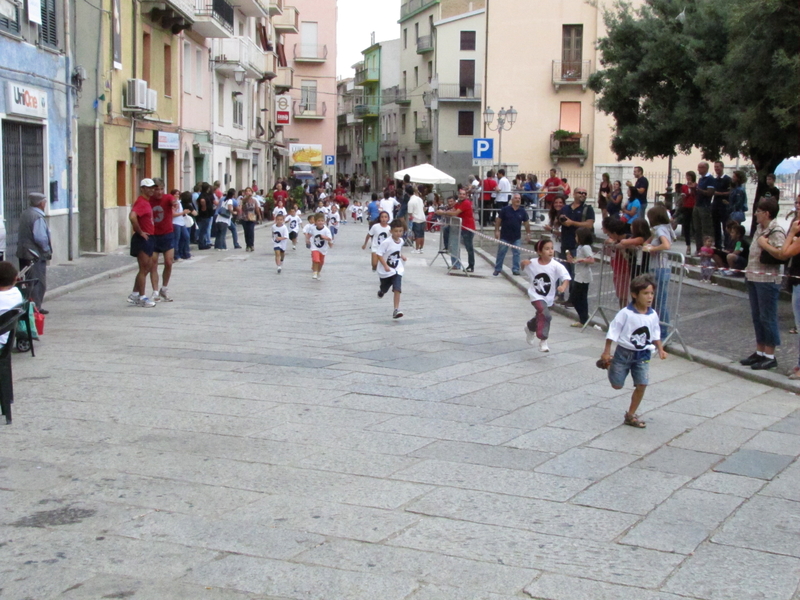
[2, 221, 800, 599]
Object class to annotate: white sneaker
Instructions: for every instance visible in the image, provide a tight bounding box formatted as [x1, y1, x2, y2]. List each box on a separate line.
[127, 292, 139, 304]
[539, 340, 550, 353]
[158, 288, 173, 302]
[292, 245, 296, 250]
[418, 249, 423, 254]
[277, 266, 282, 273]
[312, 272, 318, 280]
[152, 291, 162, 302]
[525, 326, 536, 345]
[137, 296, 156, 308]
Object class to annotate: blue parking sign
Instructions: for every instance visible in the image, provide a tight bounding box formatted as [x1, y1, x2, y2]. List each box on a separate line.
[325, 155, 335, 166]
[472, 138, 493, 160]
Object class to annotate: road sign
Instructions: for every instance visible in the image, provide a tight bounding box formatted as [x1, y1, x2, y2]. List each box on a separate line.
[275, 93, 291, 125]
[473, 138, 494, 160]
[324, 155, 335, 166]
[472, 159, 493, 167]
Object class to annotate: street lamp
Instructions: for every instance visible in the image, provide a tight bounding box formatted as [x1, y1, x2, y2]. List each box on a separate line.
[483, 105, 517, 167]
[233, 66, 246, 84]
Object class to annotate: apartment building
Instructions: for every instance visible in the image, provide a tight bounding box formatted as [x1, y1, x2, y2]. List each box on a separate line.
[279, 0, 336, 177]
[336, 77, 363, 177]
[0, 0, 77, 261]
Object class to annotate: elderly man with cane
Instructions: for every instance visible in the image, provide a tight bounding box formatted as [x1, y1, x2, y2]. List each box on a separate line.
[16, 192, 52, 314]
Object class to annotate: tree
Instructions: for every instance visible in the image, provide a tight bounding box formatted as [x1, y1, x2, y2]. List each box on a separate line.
[590, 0, 800, 189]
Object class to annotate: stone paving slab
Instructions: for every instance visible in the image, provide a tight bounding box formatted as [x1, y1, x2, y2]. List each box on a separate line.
[5, 220, 800, 598]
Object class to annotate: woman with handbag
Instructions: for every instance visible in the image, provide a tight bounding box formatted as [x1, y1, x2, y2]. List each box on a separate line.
[739, 197, 786, 371]
[214, 189, 235, 251]
[174, 191, 195, 260]
[240, 187, 262, 252]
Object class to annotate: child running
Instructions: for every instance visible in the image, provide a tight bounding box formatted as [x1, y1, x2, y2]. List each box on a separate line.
[272, 213, 289, 273]
[522, 239, 571, 352]
[286, 207, 302, 250]
[308, 213, 333, 280]
[376, 218, 407, 319]
[598, 274, 667, 428]
[327, 206, 340, 240]
[303, 214, 315, 250]
[362, 211, 392, 271]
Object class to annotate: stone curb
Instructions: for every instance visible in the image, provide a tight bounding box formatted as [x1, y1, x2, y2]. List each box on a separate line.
[474, 246, 800, 394]
[47, 263, 139, 302]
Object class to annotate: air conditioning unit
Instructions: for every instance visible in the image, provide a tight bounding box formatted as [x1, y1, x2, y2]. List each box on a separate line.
[125, 78, 148, 110]
[146, 88, 158, 112]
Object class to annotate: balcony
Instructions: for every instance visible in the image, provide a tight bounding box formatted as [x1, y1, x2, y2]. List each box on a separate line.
[294, 101, 326, 119]
[274, 66, 293, 91]
[193, 0, 234, 38]
[141, 0, 196, 26]
[552, 60, 591, 92]
[549, 132, 589, 166]
[213, 38, 267, 78]
[273, 5, 298, 33]
[400, 0, 438, 22]
[436, 83, 481, 101]
[337, 144, 351, 155]
[355, 67, 380, 86]
[293, 44, 328, 63]
[422, 91, 434, 109]
[381, 86, 405, 105]
[337, 114, 347, 126]
[381, 136, 398, 147]
[264, 51, 278, 77]
[354, 99, 380, 119]
[415, 127, 432, 144]
[416, 34, 433, 54]
[234, 0, 268, 17]
[268, 0, 282, 15]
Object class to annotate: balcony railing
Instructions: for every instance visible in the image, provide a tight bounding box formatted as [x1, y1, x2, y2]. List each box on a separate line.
[400, 0, 438, 21]
[293, 44, 328, 62]
[274, 65, 293, 90]
[549, 132, 589, 166]
[436, 83, 481, 101]
[381, 86, 408, 105]
[273, 5, 298, 33]
[141, 0, 196, 23]
[214, 38, 267, 77]
[354, 100, 380, 119]
[294, 101, 327, 118]
[355, 67, 380, 86]
[415, 127, 432, 144]
[193, 0, 234, 37]
[381, 136, 398, 147]
[551, 60, 591, 92]
[268, 0, 282, 15]
[416, 34, 433, 53]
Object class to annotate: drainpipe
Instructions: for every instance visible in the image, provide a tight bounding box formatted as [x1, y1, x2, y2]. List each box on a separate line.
[93, 0, 104, 252]
[64, 0, 74, 259]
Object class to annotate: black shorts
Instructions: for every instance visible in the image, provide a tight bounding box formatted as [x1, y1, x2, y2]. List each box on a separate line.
[412, 222, 426, 239]
[130, 233, 154, 257]
[152, 232, 174, 253]
[289, 231, 298, 241]
[379, 273, 402, 294]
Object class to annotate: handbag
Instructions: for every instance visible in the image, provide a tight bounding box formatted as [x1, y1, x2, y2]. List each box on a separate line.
[218, 206, 231, 219]
[184, 215, 195, 228]
[759, 229, 786, 265]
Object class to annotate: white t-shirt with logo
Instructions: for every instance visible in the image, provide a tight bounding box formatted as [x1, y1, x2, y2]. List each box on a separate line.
[523, 258, 571, 306]
[369, 223, 391, 252]
[379, 198, 398, 216]
[607, 304, 661, 351]
[376, 236, 405, 278]
[328, 211, 340, 227]
[272, 205, 287, 219]
[303, 223, 316, 238]
[272, 224, 289, 251]
[310, 226, 332, 255]
[286, 214, 302, 233]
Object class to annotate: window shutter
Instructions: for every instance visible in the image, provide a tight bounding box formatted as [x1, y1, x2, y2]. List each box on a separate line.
[0, 3, 20, 34]
[40, 0, 58, 47]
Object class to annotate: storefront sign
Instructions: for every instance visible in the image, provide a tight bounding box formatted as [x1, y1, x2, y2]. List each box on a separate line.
[194, 142, 213, 155]
[275, 93, 291, 125]
[6, 83, 47, 119]
[154, 131, 179, 150]
[289, 144, 323, 167]
[233, 149, 252, 161]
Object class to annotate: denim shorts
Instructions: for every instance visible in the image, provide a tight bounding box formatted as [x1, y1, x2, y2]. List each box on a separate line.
[608, 346, 651, 387]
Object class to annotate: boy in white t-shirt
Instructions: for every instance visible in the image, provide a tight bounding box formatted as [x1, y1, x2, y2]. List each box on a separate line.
[309, 213, 333, 280]
[598, 274, 667, 429]
[376, 219, 407, 319]
[286, 208, 302, 250]
[302, 214, 316, 250]
[327, 208, 340, 239]
[271, 213, 289, 273]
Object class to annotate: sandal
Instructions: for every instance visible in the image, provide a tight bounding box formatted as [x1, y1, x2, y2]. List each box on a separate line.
[790, 328, 798, 334]
[624, 413, 646, 428]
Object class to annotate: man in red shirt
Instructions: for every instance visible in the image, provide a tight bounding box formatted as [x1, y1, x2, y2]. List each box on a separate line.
[273, 182, 289, 209]
[481, 170, 498, 226]
[543, 168, 564, 209]
[128, 178, 157, 307]
[436, 187, 476, 272]
[149, 177, 180, 302]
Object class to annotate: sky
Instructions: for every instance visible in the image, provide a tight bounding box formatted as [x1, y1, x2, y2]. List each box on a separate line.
[336, 0, 401, 78]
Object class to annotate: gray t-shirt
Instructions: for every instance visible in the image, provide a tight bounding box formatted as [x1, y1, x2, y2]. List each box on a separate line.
[573, 244, 593, 284]
[651, 224, 676, 269]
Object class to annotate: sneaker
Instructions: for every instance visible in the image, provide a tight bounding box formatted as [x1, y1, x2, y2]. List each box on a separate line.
[740, 352, 762, 366]
[393, 309, 403, 319]
[158, 288, 173, 302]
[752, 357, 778, 371]
[127, 292, 139, 304]
[465, 267, 474, 273]
[292, 245, 296, 250]
[539, 340, 550, 353]
[377, 290, 384, 298]
[524, 326, 536, 345]
[493, 271, 500, 276]
[152, 291, 162, 302]
[277, 266, 282, 273]
[312, 273, 318, 280]
[137, 296, 156, 308]
[418, 249, 423, 254]
[512, 271, 521, 276]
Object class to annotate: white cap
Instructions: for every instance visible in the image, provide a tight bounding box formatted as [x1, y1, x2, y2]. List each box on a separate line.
[140, 178, 156, 187]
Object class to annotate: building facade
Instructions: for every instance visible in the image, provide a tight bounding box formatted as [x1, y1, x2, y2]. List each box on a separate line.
[336, 77, 363, 178]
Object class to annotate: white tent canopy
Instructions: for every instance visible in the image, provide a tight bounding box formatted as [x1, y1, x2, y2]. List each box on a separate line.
[393, 163, 456, 185]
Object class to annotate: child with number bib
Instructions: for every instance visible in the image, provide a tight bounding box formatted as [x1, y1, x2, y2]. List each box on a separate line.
[521, 239, 571, 353]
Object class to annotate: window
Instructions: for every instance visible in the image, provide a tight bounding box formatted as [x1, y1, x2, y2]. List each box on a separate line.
[559, 101, 581, 132]
[300, 21, 318, 58]
[39, 0, 58, 48]
[427, 61, 432, 83]
[183, 43, 192, 94]
[301, 79, 317, 111]
[402, 71, 407, 90]
[233, 98, 244, 128]
[218, 83, 225, 125]
[459, 59, 475, 96]
[195, 49, 203, 97]
[0, 2, 20, 34]
[413, 111, 418, 130]
[562, 25, 584, 78]
[460, 31, 476, 51]
[403, 28, 407, 49]
[401, 113, 406, 134]
[414, 66, 418, 88]
[458, 111, 474, 136]
[143, 33, 151, 83]
[414, 22, 419, 41]
[164, 44, 172, 96]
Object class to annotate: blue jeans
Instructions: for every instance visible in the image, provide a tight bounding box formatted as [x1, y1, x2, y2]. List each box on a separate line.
[747, 281, 781, 348]
[196, 217, 212, 248]
[494, 238, 521, 273]
[172, 224, 191, 259]
[214, 221, 228, 249]
[652, 267, 670, 340]
[453, 230, 475, 270]
[228, 221, 240, 247]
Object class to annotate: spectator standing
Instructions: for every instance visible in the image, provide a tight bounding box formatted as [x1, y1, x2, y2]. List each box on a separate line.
[174, 191, 194, 260]
[214, 190, 235, 250]
[607, 180, 623, 219]
[437, 188, 476, 272]
[128, 179, 157, 307]
[195, 183, 215, 250]
[692, 162, 715, 255]
[598, 173, 612, 221]
[148, 178, 178, 302]
[711, 161, 733, 249]
[626, 166, 649, 217]
[407, 186, 427, 254]
[673, 172, 696, 255]
[481, 170, 498, 226]
[558, 188, 596, 305]
[543, 168, 564, 209]
[729, 170, 748, 226]
[645, 204, 676, 339]
[493, 193, 531, 276]
[778, 213, 800, 377]
[495, 168, 512, 216]
[16, 192, 52, 313]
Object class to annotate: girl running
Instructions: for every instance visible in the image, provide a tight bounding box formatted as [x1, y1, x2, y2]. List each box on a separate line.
[362, 211, 392, 271]
[521, 239, 571, 352]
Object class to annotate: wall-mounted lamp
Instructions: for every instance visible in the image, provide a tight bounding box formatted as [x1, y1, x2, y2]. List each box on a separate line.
[233, 66, 246, 84]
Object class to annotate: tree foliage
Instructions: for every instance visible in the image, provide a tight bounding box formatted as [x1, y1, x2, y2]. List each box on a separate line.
[589, 0, 800, 177]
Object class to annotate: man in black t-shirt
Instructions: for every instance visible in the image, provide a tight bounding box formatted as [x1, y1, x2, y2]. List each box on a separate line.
[711, 160, 733, 249]
[558, 188, 595, 304]
[627, 166, 649, 215]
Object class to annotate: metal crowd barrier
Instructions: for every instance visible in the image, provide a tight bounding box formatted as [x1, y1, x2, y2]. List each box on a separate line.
[430, 216, 466, 274]
[587, 244, 689, 355]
